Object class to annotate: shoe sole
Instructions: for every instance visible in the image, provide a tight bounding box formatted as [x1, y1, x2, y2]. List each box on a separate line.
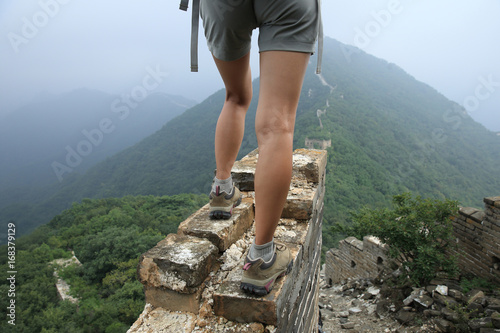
[209, 196, 242, 220]
[240, 259, 293, 296]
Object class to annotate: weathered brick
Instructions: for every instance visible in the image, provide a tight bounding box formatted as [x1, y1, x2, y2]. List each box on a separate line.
[283, 255, 308, 321]
[138, 234, 218, 292]
[466, 217, 483, 229]
[213, 244, 300, 325]
[144, 285, 204, 314]
[490, 206, 500, 216]
[303, 270, 320, 333]
[482, 220, 494, 229]
[299, 209, 323, 264]
[464, 237, 484, 251]
[232, 148, 327, 191]
[461, 254, 491, 273]
[294, 247, 321, 332]
[128, 304, 197, 333]
[460, 207, 480, 218]
[291, 148, 328, 184]
[274, 219, 309, 246]
[178, 198, 254, 252]
[490, 223, 500, 234]
[483, 242, 500, 256]
[464, 219, 477, 230]
[486, 228, 500, 245]
[484, 196, 500, 207]
[344, 237, 364, 251]
[282, 181, 319, 220]
[232, 149, 258, 191]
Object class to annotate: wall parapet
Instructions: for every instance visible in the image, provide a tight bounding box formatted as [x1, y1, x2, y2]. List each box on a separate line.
[325, 236, 389, 285]
[325, 196, 500, 286]
[128, 148, 327, 333]
[451, 196, 500, 283]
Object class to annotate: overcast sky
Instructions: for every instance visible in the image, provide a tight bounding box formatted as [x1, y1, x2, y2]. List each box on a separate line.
[1, 0, 499, 131]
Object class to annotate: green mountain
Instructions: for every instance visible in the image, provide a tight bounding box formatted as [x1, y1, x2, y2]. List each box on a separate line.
[0, 193, 207, 333]
[3, 37, 499, 250]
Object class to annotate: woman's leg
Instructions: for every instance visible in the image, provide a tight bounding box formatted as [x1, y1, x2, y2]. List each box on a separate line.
[213, 52, 253, 180]
[253, 51, 310, 245]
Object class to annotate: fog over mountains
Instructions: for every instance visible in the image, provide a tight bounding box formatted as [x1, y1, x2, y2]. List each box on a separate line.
[0, 90, 195, 208]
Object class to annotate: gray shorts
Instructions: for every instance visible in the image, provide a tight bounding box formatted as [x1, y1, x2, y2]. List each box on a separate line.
[200, 0, 319, 61]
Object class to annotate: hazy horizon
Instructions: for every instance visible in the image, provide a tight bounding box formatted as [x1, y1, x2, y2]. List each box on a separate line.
[1, 0, 499, 131]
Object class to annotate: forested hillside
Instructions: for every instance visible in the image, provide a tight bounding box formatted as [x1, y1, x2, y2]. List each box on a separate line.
[2, 37, 499, 249]
[294, 40, 500, 246]
[0, 193, 206, 332]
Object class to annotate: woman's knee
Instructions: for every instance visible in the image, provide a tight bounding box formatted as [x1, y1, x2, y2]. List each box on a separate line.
[255, 111, 295, 140]
[225, 88, 253, 110]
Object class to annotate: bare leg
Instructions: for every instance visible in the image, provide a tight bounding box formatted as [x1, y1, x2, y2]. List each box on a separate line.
[213, 53, 253, 180]
[254, 51, 310, 245]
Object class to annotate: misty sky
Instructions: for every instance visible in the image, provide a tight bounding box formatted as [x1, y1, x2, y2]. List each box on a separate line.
[1, 0, 499, 131]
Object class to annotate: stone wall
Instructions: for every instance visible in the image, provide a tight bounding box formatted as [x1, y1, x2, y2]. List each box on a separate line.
[450, 196, 500, 283]
[325, 236, 389, 285]
[324, 196, 500, 286]
[128, 148, 327, 333]
[304, 138, 332, 150]
[50, 251, 81, 304]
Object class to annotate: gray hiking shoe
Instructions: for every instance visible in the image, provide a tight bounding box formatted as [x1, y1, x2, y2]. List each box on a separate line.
[240, 242, 293, 296]
[209, 185, 242, 219]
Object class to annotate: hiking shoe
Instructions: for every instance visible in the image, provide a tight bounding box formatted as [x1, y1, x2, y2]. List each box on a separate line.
[240, 242, 293, 296]
[209, 185, 242, 219]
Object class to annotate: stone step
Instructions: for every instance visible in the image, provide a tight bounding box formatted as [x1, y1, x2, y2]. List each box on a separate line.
[212, 203, 323, 328]
[213, 243, 301, 326]
[232, 148, 327, 191]
[232, 149, 327, 221]
[137, 233, 219, 314]
[138, 234, 219, 292]
[283, 177, 322, 220]
[178, 196, 255, 252]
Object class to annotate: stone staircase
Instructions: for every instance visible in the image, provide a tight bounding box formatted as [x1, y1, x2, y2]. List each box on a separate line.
[128, 148, 327, 333]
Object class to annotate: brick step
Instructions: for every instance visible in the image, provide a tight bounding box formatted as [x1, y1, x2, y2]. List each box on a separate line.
[137, 199, 256, 313]
[232, 148, 327, 221]
[232, 149, 327, 191]
[178, 197, 255, 252]
[212, 203, 323, 329]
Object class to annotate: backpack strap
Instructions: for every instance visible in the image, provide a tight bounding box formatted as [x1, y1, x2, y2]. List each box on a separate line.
[316, 0, 323, 74]
[179, 0, 200, 72]
[179, 0, 189, 10]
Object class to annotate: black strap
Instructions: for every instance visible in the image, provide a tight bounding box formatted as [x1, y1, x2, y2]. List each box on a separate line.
[179, 0, 199, 72]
